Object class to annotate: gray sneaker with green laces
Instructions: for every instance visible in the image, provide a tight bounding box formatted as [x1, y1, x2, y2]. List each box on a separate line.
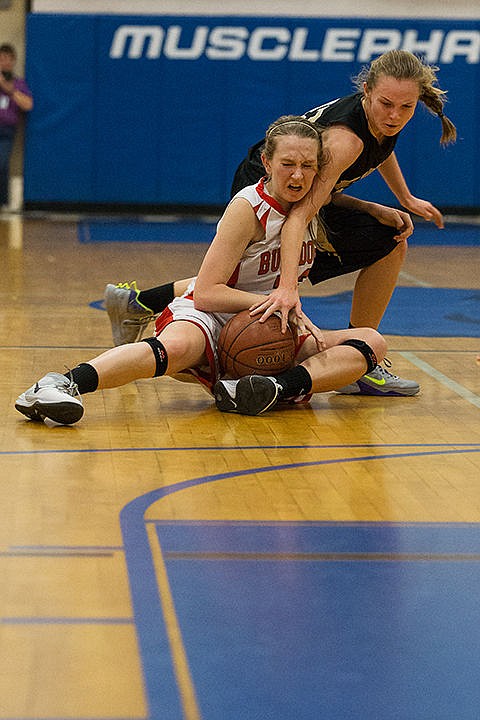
[336, 363, 420, 396]
[104, 281, 155, 346]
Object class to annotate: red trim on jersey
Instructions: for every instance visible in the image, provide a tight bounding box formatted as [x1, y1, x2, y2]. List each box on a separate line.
[227, 262, 241, 287]
[257, 207, 271, 231]
[154, 304, 217, 393]
[255, 177, 287, 216]
[154, 306, 174, 335]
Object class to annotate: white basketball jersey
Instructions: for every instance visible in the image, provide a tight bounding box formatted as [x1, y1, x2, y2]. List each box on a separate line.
[222, 178, 317, 294]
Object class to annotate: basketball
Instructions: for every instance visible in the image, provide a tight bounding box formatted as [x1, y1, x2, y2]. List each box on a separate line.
[218, 309, 296, 379]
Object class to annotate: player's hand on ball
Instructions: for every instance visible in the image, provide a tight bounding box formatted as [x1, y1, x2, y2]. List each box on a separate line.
[218, 309, 295, 378]
[250, 287, 302, 333]
[289, 310, 327, 351]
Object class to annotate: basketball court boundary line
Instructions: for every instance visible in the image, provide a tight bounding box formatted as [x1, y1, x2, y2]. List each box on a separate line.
[399, 351, 480, 408]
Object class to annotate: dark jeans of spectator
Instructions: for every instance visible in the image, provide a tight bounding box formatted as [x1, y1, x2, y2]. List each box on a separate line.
[0, 125, 16, 206]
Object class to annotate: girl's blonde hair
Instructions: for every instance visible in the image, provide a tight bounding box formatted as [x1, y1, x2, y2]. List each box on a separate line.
[264, 115, 328, 168]
[355, 49, 456, 145]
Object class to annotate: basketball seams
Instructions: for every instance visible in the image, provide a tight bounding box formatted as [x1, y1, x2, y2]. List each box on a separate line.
[218, 309, 295, 379]
[221, 315, 258, 355]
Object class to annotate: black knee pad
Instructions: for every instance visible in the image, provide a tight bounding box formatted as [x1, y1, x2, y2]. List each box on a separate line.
[340, 339, 377, 373]
[141, 337, 168, 377]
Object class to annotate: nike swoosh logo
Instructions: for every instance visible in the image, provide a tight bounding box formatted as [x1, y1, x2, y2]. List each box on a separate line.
[363, 375, 386, 386]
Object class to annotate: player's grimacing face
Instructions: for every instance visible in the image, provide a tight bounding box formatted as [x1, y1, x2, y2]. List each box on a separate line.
[263, 135, 319, 207]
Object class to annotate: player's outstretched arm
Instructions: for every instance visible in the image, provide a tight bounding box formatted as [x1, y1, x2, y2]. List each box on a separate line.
[378, 153, 444, 228]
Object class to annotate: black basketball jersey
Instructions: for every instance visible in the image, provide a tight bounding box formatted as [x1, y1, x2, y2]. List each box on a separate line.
[231, 93, 398, 197]
[304, 93, 397, 191]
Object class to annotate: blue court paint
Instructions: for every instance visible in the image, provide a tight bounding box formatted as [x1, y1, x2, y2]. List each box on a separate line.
[410, 223, 480, 246]
[78, 219, 217, 244]
[159, 524, 480, 720]
[3, 442, 480, 458]
[154, 520, 480, 556]
[120, 490, 185, 720]
[77, 219, 479, 246]
[3, 442, 480, 459]
[1, 617, 133, 625]
[120, 453, 480, 720]
[301, 287, 480, 337]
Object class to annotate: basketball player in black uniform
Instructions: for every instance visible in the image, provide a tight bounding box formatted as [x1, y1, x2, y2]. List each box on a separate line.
[105, 50, 456, 396]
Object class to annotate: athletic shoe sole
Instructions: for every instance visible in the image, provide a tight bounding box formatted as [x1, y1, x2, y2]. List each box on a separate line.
[104, 284, 132, 346]
[214, 376, 279, 416]
[15, 397, 84, 425]
[338, 379, 420, 396]
[360, 381, 419, 396]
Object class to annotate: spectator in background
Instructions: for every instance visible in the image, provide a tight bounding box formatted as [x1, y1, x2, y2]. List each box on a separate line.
[0, 43, 33, 210]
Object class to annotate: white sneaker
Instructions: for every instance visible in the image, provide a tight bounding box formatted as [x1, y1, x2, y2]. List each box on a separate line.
[15, 372, 84, 425]
[336, 364, 420, 397]
[104, 281, 155, 346]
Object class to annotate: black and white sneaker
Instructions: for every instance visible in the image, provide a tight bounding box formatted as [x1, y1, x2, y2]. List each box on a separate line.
[214, 375, 281, 416]
[15, 372, 84, 425]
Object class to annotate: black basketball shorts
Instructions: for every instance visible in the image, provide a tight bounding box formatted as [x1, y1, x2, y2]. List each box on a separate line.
[309, 203, 400, 285]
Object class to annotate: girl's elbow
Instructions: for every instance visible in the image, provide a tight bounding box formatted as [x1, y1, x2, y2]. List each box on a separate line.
[193, 290, 211, 311]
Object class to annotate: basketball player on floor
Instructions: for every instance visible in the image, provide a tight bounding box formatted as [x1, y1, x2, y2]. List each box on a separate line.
[105, 50, 456, 397]
[15, 116, 400, 424]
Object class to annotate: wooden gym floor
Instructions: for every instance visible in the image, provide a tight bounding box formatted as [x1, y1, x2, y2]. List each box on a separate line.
[0, 212, 479, 719]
